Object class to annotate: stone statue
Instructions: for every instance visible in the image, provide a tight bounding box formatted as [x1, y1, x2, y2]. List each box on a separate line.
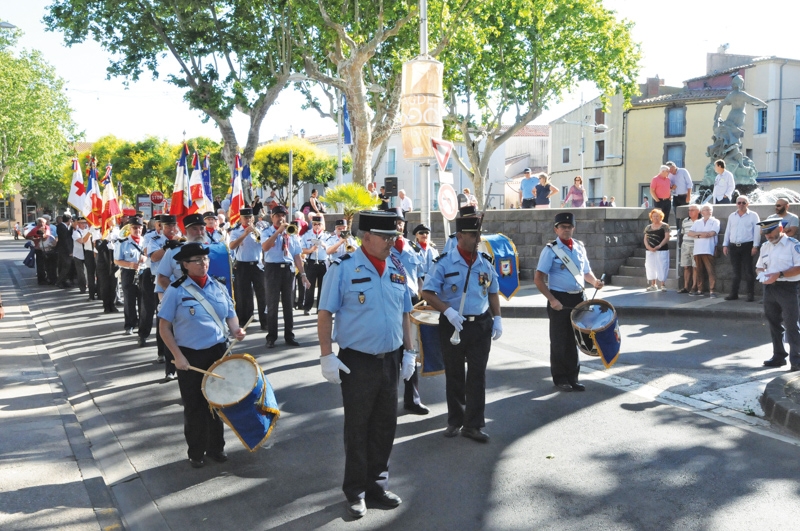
[703, 74, 766, 187]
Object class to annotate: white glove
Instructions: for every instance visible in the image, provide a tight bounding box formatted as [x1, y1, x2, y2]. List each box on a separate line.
[491, 316, 503, 340]
[320, 353, 351, 384]
[444, 307, 465, 332]
[401, 350, 417, 381]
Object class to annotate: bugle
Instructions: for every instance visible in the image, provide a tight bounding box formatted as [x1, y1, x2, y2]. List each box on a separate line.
[285, 223, 298, 236]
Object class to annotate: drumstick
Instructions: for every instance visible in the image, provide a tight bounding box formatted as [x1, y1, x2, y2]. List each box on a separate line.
[223, 315, 255, 358]
[171, 361, 225, 380]
[590, 274, 606, 300]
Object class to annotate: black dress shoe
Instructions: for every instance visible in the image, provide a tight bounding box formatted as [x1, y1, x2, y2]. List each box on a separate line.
[347, 498, 366, 518]
[303, 310, 310, 316]
[790, 365, 800, 372]
[724, 295, 738, 301]
[285, 339, 300, 347]
[404, 403, 430, 415]
[570, 382, 586, 391]
[189, 457, 205, 469]
[763, 358, 787, 367]
[461, 427, 490, 442]
[137, 337, 146, 348]
[555, 383, 574, 392]
[265, 339, 275, 349]
[366, 490, 402, 508]
[207, 451, 228, 463]
[443, 425, 461, 438]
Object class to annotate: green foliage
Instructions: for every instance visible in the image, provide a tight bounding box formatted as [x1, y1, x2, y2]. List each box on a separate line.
[250, 138, 344, 202]
[319, 182, 380, 225]
[0, 28, 78, 206]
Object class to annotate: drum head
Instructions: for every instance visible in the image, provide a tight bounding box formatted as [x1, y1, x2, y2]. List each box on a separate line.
[571, 300, 616, 333]
[411, 308, 440, 326]
[203, 356, 259, 406]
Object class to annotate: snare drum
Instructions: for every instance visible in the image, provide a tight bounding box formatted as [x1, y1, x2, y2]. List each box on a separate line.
[202, 354, 280, 451]
[410, 305, 444, 376]
[570, 299, 621, 369]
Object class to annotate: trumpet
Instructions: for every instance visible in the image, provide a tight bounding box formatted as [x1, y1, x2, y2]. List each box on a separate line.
[249, 225, 261, 242]
[346, 242, 356, 253]
[285, 223, 298, 236]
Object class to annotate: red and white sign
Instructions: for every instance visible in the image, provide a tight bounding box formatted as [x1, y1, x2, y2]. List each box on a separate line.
[150, 191, 164, 204]
[438, 183, 458, 220]
[431, 138, 454, 172]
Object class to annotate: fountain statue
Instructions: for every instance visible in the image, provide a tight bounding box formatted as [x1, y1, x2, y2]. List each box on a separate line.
[701, 74, 767, 193]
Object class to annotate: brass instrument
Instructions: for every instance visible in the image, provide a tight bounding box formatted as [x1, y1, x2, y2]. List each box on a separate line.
[346, 240, 356, 253]
[286, 223, 298, 236]
[249, 225, 261, 243]
[340, 230, 351, 239]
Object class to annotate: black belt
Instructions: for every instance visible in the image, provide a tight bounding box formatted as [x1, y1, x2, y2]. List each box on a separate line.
[265, 262, 291, 268]
[462, 311, 491, 322]
[237, 260, 259, 265]
[730, 242, 753, 247]
[307, 259, 325, 264]
[342, 346, 399, 359]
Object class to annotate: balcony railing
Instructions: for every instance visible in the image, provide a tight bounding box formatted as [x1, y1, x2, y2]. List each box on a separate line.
[794, 128, 800, 143]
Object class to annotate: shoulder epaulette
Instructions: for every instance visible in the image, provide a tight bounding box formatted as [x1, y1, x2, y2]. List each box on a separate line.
[788, 237, 799, 244]
[171, 275, 188, 288]
[433, 252, 448, 263]
[118, 237, 129, 243]
[448, 233, 456, 239]
[481, 252, 493, 263]
[409, 241, 421, 253]
[331, 253, 352, 266]
[546, 239, 558, 247]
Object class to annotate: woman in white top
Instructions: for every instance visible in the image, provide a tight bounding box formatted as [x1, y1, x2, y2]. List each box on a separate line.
[687, 204, 720, 297]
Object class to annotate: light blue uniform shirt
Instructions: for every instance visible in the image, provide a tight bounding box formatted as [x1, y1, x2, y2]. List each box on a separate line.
[391, 240, 424, 298]
[155, 246, 184, 293]
[326, 232, 357, 261]
[414, 242, 439, 278]
[262, 225, 302, 265]
[302, 230, 331, 262]
[520, 177, 537, 200]
[443, 233, 458, 254]
[536, 239, 591, 293]
[142, 231, 165, 269]
[113, 237, 143, 266]
[319, 249, 412, 354]
[423, 249, 498, 315]
[159, 276, 235, 350]
[229, 225, 264, 263]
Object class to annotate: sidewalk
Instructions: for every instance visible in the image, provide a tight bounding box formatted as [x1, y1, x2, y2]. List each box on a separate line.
[1, 233, 797, 529]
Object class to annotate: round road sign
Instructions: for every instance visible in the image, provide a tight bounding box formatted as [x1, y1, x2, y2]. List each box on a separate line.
[438, 183, 458, 220]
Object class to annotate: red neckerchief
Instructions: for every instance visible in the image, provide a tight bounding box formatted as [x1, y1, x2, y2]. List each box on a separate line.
[131, 235, 142, 245]
[313, 228, 321, 235]
[457, 245, 476, 266]
[205, 227, 215, 235]
[189, 274, 208, 288]
[362, 248, 386, 276]
[418, 241, 428, 250]
[394, 238, 404, 252]
[559, 237, 573, 251]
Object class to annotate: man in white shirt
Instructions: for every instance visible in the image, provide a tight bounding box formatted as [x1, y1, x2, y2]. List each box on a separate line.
[723, 196, 760, 301]
[71, 217, 94, 296]
[398, 189, 413, 214]
[712, 159, 735, 204]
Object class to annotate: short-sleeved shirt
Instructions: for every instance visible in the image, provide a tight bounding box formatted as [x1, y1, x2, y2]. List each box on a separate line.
[756, 235, 800, 281]
[774, 213, 800, 232]
[142, 231, 166, 269]
[114, 238, 143, 267]
[72, 228, 91, 260]
[650, 175, 672, 201]
[319, 249, 412, 354]
[159, 277, 235, 349]
[423, 249, 498, 315]
[262, 225, 302, 265]
[536, 239, 591, 293]
[414, 242, 439, 278]
[690, 217, 720, 256]
[302, 230, 331, 262]
[326, 232, 358, 261]
[520, 177, 537, 200]
[229, 225, 263, 263]
[391, 240, 424, 298]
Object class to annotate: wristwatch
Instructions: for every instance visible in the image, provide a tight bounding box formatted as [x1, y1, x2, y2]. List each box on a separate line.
[780, 271, 785, 278]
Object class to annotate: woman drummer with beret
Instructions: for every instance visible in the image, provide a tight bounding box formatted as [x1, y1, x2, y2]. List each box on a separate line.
[159, 242, 246, 468]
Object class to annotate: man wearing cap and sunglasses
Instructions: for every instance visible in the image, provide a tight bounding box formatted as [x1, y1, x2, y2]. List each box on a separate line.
[756, 218, 800, 372]
[534, 212, 604, 392]
[317, 210, 415, 518]
[262, 205, 311, 348]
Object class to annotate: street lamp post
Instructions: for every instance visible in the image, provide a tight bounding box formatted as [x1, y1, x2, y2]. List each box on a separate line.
[560, 96, 608, 203]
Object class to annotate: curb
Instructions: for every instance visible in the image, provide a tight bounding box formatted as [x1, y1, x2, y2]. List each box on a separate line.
[502, 304, 763, 321]
[760, 372, 800, 436]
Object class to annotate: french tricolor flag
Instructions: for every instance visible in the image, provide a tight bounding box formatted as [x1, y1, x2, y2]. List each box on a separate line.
[169, 143, 192, 230]
[228, 153, 245, 226]
[83, 159, 103, 228]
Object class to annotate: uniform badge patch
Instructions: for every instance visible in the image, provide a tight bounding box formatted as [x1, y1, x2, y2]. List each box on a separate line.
[189, 306, 195, 316]
[451, 284, 458, 293]
[358, 292, 366, 304]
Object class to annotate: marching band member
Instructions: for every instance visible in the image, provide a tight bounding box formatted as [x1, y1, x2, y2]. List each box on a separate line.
[390, 210, 429, 415]
[138, 215, 165, 348]
[148, 215, 180, 367]
[204, 211, 226, 244]
[410, 223, 439, 281]
[423, 210, 501, 442]
[229, 208, 268, 331]
[533, 212, 604, 392]
[326, 219, 357, 262]
[261, 205, 310, 348]
[114, 217, 145, 336]
[159, 243, 245, 469]
[317, 210, 415, 518]
[301, 214, 330, 315]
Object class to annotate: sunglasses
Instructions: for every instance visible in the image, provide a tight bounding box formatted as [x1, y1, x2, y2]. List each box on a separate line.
[736, 201, 747, 205]
[417, 232, 430, 235]
[371, 232, 398, 242]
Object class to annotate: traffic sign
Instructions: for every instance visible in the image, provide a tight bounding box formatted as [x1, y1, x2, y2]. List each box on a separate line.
[438, 183, 458, 220]
[150, 191, 164, 204]
[431, 138, 454, 172]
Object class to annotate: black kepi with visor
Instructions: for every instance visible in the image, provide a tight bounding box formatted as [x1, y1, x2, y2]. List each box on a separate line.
[358, 210, 401, 235]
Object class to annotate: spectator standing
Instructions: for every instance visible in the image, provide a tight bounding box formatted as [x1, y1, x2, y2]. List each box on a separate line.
[723, 196, 760, 301]
[518, 168, 536, 208]
[650, 166, 673, 225]
[598, 196, 610, 207]
[71, 217, 93, 296]
[251, 196, 264, 218]
[687, 204, 720, 297]
[678, 205, 701, 294]
[563, 176, 587, 208]
[463, 188, 478, 207]
[641, 196, 650, 209]
[377, 186, 390, 211]
[712, 160, 735, 204]
[534, 173, 558, 209]
[644, 209, 671, 292]
[266, 190, 279, 211]
[55, 213, 74, 288]
[667, 161, 692, 225]
[772, 198, 799, 238]
[609, 197, 617, 207]
[398, 189, 413, 214]
[26, 218, 50, 284]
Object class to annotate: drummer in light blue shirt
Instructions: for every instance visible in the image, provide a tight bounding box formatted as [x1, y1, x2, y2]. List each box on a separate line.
[533, 212, 604, 393]
[159, 242, 245, 469]
[423, 212, 502, 442]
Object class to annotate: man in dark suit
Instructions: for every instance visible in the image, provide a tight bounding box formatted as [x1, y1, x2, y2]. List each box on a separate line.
[55, 213, 74, 288]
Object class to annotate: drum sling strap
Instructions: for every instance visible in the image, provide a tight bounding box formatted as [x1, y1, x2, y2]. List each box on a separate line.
[549, 242, 584, 291]
[182, 283, 229, 337]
